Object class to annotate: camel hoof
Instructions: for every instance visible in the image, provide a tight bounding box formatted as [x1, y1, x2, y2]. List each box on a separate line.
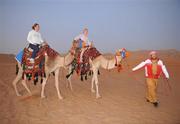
[91, 89, 96, 93]
[41, 95, 46, 99]
[28, 93, 32, 96]
[96, 95, 101, 99]
[17, 94, 22, 96]
[58, 96, 64, 100]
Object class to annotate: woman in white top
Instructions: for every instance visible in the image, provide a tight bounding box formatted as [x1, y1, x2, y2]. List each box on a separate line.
[74, 28, 92, 63]
[27, 23, 44, 61]
[74, 28, 91, 47]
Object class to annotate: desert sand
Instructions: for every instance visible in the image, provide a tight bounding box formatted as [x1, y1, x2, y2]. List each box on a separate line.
[0, 50, 180, 124]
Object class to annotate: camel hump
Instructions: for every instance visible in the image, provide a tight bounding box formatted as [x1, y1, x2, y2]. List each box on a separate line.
[84, 47, 101, 61]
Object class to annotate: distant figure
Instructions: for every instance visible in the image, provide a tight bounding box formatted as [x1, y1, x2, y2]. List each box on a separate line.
[132, 51, 169, 107]
[27, 23, 44, 63]
[118, 48, 127, 59]
[74, 28, 92, 63]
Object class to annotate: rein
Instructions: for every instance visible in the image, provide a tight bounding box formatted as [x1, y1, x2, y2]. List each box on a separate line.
[106, 55, 121, 71]
[63, 56, 66, 66]
[106, 60, 109, 70]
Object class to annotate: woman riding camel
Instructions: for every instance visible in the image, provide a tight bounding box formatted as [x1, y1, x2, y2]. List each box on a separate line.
[27, 23, 44, 63]
[74, 28, 92, 63]
[132, 51, 169, 107]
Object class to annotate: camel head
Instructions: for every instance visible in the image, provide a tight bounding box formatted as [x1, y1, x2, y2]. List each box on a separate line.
[62, 46, 76, 67]
[69, 45, 76, 56]
[115, 48, 129, 72]
[115, 51, 122, 67]
[71, 40, 79, 50]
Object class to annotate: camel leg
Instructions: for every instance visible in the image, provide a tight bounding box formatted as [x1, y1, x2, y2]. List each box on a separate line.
[12, 72, 22, 96]
[67, 66, 73, 91]
[67, 75, 73, 91]
[41, 76, 48, 98]
[91, 75, 95, 93]
[21, 75, 32, 96]
[93, 68, 101, 99]
[55, 68, 63, 100]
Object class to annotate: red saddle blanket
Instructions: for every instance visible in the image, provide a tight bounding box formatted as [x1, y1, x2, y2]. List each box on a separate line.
[21, 45, 59, 83]
[76, 47, 101, 75]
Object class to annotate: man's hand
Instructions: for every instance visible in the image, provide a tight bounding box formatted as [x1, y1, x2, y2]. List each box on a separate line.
[42, 41, 47, 46]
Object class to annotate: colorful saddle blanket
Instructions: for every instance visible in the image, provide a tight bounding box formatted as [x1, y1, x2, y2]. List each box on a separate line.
[76, 47, 101, 76]
[15, 45, 59, 84]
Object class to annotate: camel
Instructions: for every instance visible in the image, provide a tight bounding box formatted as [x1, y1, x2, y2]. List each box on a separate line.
[66, 51, 123, 99]
[12, 46, 75, 99]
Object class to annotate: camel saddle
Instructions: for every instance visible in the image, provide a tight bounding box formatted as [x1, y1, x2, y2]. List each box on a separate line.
[75, 47, 101, 78]
[21, 44, 59, 84]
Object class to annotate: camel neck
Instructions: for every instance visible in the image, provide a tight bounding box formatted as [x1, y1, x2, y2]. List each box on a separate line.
[104, 56, 116, 70]
[62, 52, 74, 67]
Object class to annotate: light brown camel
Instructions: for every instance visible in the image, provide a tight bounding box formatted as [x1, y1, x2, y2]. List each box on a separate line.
[12, 48, 75, 99]
[67, 52, 123, 98]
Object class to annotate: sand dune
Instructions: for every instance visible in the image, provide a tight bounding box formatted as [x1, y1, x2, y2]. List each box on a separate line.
[0, 50, 180, 124]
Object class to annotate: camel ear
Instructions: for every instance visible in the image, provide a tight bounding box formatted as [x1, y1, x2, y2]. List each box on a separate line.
[115, 51, 121, 56]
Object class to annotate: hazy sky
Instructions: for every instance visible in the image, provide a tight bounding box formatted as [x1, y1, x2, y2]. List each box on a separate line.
[0, 0, 180, 54]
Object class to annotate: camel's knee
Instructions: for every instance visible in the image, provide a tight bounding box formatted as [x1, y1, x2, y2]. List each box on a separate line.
[41, 81, 46, 89]
[12, 81, 17, 86]
[42, 79, 47, 87]
[12, 75, 21, 85]
[21, 80, 26, 85]
[42, 82, 46, 87]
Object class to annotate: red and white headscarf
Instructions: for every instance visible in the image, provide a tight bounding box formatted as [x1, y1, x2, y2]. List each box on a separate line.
[149, 51, 157, 56]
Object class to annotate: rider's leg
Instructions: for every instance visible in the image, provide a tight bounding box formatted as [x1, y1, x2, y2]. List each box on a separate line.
[28, 43, 39, 62]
